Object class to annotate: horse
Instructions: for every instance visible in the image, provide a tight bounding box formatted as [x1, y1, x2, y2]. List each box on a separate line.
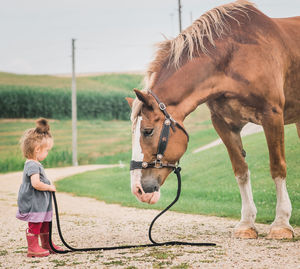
[126, 0, 300, 240]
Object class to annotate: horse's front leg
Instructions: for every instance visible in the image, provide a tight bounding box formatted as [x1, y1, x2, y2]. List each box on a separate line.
[211, 114, 258, 239]
[262, 110, 294, 239]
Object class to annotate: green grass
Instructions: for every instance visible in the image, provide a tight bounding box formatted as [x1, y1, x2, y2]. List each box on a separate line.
[0, 105, 212, 173]
[56, 124, 300, 226]
[0, 118, 132, 172]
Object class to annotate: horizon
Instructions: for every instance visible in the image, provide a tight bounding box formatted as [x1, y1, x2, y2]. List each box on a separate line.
[0, 70, 145, 77]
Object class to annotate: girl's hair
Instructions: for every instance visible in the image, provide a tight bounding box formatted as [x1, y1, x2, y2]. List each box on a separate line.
[20, 118, 53, 159]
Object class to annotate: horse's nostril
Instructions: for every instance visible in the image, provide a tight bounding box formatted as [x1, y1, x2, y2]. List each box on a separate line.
[137, 187, 143, 195]
[153, 185, 159, 192]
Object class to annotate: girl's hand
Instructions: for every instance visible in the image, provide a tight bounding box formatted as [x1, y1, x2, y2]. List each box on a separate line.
[48, 185, 56, 192]
[30, 174, 56, 192]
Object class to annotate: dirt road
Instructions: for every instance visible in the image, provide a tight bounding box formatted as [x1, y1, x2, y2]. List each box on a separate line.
[0, 165, 299, 268]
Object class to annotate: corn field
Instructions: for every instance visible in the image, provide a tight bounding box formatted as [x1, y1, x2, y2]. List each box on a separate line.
[0, 85, 133, 120]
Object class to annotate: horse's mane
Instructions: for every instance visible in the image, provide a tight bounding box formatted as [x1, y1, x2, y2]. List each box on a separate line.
[147, 0, 254, 83]
[131, 0, 255, 126]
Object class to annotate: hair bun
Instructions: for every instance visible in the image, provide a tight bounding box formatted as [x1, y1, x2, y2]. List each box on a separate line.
[35, 118, 50, 134]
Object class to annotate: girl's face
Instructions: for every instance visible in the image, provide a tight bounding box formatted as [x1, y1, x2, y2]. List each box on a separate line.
[35, 139, 53, 161]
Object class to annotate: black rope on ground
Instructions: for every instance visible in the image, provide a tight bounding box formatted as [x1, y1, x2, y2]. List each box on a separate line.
[49, 167, 216, 253]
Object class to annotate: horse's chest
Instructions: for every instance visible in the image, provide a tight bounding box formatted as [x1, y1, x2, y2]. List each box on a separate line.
[207, 98, 263, 126]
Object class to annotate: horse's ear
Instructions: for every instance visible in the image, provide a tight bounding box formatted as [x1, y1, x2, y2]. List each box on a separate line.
[133, 89, 152, 107]
[125, 97, 134, 108]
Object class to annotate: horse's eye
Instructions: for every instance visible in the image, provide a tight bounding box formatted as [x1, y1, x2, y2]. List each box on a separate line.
[143, 128, 154, 137]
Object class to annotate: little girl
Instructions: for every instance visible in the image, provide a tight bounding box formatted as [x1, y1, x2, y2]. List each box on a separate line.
[16, 118, 63, 257]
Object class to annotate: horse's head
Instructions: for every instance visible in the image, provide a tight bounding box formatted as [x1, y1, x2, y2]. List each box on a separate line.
[126, 89, 188, 204]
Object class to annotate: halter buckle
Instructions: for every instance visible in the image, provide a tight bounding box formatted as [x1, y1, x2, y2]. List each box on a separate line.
[159, 103, 166, 111]
[157, 154, 163, 160]
[164, 119, 171, 126]
[154, 159, 163, 168]
[142, 162, 148, 168]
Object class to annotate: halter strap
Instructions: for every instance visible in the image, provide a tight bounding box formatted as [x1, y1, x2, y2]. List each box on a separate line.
[130, 160, 177, 170]
[148, 90, 189, 141]
[149, 90, 172, 121]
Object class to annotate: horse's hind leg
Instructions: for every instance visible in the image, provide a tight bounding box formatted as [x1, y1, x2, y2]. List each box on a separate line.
[262, 110, 294, 239]
[211, 114, 258, 239]
[296, 122, 300, 138]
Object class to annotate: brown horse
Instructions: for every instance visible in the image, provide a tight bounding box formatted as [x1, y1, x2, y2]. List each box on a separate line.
[126, 0, 300, 239]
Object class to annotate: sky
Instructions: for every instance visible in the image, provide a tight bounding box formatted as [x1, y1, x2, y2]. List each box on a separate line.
[0, 0, 299, 75]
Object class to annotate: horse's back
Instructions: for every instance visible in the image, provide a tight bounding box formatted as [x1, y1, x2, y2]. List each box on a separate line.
[273, 16, 300, 56]
[231, 9, 300, 124]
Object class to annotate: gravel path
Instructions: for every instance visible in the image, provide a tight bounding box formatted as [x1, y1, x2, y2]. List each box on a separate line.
[0, 165, 299, 269]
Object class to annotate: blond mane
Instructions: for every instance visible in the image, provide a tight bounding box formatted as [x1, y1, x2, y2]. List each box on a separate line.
[147, 0, 254, 83]
[131, 0, 255, 125]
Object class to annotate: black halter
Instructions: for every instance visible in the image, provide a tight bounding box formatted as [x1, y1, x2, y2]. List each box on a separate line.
[130, 90, 189, 171]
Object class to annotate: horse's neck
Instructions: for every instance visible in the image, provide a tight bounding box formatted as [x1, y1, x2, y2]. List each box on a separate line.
[155, 58, 221, 122]
[152, 86, 215, 123]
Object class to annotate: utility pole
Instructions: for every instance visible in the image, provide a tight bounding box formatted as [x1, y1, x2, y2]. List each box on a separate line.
[71, 38, 78, 166]
[178, 0, 182, 33]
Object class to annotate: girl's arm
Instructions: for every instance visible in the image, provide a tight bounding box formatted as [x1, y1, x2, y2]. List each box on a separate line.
[30, 174, 56, 192]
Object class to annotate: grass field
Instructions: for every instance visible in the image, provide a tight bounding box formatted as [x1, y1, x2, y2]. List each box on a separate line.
[56, 123, 300, 226]
[0, 119, 131, 172]
[0, 71, 142, 171]
[0, 105, 212, 173]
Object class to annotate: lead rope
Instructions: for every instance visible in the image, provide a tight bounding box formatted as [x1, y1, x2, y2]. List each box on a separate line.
[49, 167, 216, 253]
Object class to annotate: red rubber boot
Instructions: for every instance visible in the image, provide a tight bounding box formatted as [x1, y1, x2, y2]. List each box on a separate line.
[40, 233, 64, 254]
[26, 230, 50, 257]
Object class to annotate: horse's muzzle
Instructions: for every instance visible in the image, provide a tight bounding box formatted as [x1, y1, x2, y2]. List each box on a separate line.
[141, 177, 160, 193]
[132, 181, 161, 204]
